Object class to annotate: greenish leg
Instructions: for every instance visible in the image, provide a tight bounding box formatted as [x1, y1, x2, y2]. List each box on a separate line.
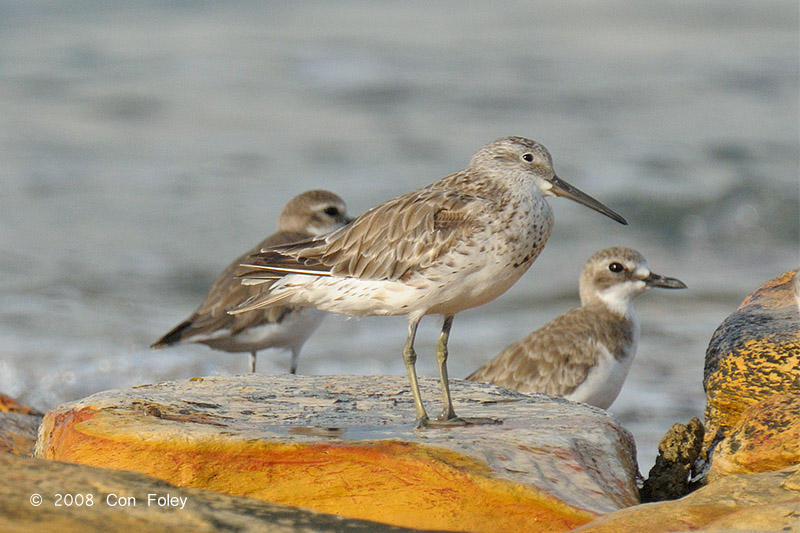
[435, 315, 457, 421]
[402, 317, 429, 427]
[426, 315, 501, 428]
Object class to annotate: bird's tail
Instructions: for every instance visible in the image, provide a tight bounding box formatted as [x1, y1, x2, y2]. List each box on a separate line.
[150, 320, 193, 349]
[228, 289, 296, 315]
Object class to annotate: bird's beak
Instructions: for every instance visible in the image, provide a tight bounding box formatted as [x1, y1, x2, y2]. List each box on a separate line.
[644, 272, 687, 289]
[550, 175, 628, 225]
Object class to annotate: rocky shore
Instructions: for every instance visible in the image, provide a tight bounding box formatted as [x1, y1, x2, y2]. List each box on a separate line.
[2, 269, 798, 531]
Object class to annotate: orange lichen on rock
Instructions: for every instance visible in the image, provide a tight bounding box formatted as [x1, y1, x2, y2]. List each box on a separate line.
[572, 464, 800, 533]
[36, 404, 594, 533]
[737, 269, 798, 310]
[0, 393, 41, 415]
[707, 394, 800, 482]
[703, 269, 800, 455]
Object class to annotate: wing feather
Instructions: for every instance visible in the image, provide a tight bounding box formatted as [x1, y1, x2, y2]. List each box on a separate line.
[152, 230, 321, 347]
[239, 174, 489, 282]
[468, 306, 625, 396]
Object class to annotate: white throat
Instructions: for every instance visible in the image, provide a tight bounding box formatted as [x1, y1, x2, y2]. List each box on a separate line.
[597, 280, 645, 317]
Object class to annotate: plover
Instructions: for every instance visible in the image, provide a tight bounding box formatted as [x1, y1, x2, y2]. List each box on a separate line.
[468, 246, 686, 409]
[151, 190, 352, 373]
[233, 137, 627, 427]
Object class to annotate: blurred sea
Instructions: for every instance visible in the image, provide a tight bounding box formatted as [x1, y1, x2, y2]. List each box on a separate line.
[1, 1, 798, 469]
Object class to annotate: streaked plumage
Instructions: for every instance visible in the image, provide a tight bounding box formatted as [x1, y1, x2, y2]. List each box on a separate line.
[233, 137, 627, 427]
[468, 247, 686, 409]
[151, 190, 352, 373]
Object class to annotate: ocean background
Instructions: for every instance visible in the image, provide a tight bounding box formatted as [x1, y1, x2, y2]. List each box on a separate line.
[1, 1, 798, 470]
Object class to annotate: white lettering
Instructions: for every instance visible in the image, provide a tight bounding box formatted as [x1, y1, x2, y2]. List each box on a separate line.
[146, 493, 187, 509]
[106, 494, 136, 507]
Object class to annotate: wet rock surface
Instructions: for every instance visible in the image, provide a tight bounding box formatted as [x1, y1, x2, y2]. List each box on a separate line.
[33, 375, 640, 532]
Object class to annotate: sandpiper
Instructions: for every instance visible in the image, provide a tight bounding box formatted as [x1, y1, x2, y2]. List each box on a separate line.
[233, 136, 627, 427]
[468, 247, 686, 409]
[151, 190, 352, 373]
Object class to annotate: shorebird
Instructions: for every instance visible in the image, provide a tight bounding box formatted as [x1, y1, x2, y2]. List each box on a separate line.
[151, 190, 352, 373]
[468, 247, 686, 409]
[233, 136, 627, 427]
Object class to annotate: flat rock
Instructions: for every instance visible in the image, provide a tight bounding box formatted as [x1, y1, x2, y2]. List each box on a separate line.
[572, 463, 800, 532]
[34, 375, 639, 532]
[703, 269, 800, 459]
[0, 452, 422, 533]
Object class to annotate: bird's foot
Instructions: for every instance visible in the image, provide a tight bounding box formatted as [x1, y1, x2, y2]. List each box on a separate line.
[419, 416, 502, 428]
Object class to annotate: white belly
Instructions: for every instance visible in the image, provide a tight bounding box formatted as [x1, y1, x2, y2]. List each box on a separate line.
[565, 344, 635, 410]
[197, 307, 325, 354]
[272, 251, 534, 320]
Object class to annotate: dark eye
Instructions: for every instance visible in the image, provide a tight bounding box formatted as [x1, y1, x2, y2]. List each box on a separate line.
[609, 262, 624, 273]
[522, 153, 534, 162]
[324, 206, 340, 216]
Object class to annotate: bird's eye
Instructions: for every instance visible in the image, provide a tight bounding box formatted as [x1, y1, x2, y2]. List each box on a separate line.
[609, 262, 624, 273]
[522, 153, 534, 162]
[324, 206, 340, 216]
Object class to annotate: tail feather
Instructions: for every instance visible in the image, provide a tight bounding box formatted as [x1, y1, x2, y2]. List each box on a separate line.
[151, 320, 193, 349]
[229, 289, 296, 315]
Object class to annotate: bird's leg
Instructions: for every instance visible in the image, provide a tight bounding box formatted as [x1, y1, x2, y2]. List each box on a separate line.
[426, 315, 502, 428]
[402, 317, 429, 427]
[289, 348, 299, 375]
[435, 315, 457, 421]
[249, 352, 257, 373]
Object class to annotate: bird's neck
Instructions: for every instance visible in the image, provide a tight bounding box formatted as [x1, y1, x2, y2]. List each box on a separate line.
[583, 288, 636, 319]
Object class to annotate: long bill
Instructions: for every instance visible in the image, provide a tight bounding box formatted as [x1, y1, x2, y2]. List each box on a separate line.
[550, 175, 628, 225]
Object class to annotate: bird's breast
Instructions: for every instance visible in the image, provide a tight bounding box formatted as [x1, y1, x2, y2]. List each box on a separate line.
[423, 195, 554, 315]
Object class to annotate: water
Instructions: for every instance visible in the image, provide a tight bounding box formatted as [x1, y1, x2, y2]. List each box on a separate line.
[1, 1, 798, 471]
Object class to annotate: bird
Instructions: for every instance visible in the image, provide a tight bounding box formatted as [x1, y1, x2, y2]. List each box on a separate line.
[232, 136, 627, 427]
[467, 246, 686, 409]
[151, 190, 353, 374]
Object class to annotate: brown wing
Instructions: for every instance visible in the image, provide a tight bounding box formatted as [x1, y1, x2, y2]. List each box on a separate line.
[468, 307, 617, 396]
[240, 174, 489, 282]
[151, 230, 313, 347]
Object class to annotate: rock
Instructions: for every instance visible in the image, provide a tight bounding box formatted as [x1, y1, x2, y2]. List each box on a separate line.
[0, 452, 421, 533]
[707, 393, 800, 482]
[0, 393, 43, 456]
[572, 463, 800, 532]
[703, 269, 800, 459]
[0, 412, 42, 456]
[639, 417, 704, 502]
[34, 375, 640, 532]
[0, 392, 42, 415]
